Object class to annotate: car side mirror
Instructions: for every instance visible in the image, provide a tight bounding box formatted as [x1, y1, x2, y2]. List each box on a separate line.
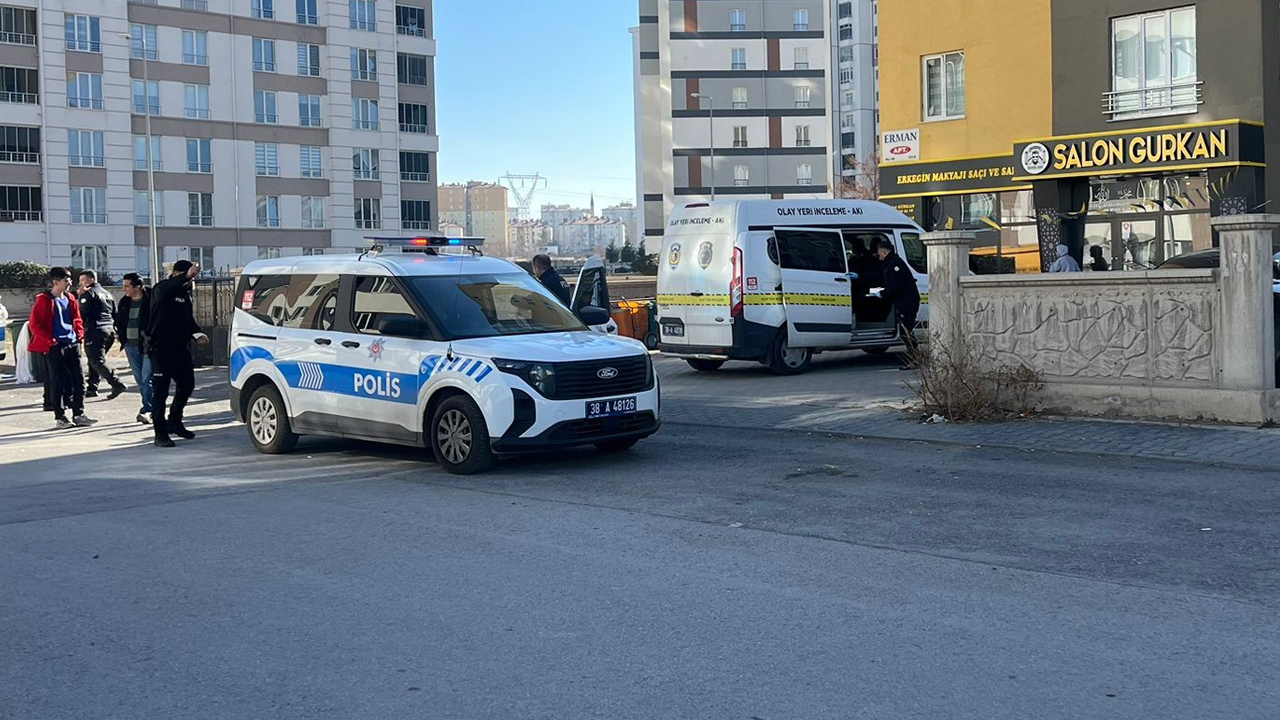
[576, 305, 610, 326]
[377, 316, 427, 337]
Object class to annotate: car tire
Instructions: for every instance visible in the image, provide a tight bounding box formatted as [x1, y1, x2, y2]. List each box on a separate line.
[766, 331, 812, 375]
[686, 358, 726, 372]
[863, 346, 890, 355]
[430, 395, 494, 475]
[643, 332, 659, 350]
[595, 438, 640, 453]
[246, 384, 298, 454]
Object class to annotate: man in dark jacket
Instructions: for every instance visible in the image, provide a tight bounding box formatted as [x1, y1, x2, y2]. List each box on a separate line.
[77, 269, 127, 400]
[531, 254, 572, 306]
[875, 238, 922, 358]
[115, 272, 153, 425]
[147, 260, 208, 447]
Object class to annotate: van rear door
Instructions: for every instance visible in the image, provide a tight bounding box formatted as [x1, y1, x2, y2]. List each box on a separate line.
[656, 234, 733, 349]
[774, 227, 854, 348]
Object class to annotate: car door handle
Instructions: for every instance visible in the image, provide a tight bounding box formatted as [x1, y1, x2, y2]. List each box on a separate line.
[313, 337, 332, 346]
[833, 277, 849, 283]
[689, 291, 705, 297]
[341, 340, 361, 349]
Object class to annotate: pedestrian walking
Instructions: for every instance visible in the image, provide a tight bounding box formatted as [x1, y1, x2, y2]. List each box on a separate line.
[1088, 245, 1110, 272]
[146, 260, 208, 447]
[115, 272, 154, 425]
[77, 269, 127, 400]
[28, 267, 97, 430]
[531, 254, 572, 306]
[1049, 244, 1082, 273]
[874, 238, 922, 360]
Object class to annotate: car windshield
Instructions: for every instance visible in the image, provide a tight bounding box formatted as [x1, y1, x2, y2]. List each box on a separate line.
[408, 272, 586, 339]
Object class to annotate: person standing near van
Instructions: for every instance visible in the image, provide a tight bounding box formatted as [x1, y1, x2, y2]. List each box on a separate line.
[29, 267, 97, 429]
[115, 273, 153, 425]
[532, 254, 572, 306]
[77, 269, 127, 400]
[875, 238, 921, 357]
[147, 260, 208, 447]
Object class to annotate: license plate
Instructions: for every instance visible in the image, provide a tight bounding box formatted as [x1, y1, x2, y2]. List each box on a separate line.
[586, 396, 637, 419]
[663, 324, 685, 337]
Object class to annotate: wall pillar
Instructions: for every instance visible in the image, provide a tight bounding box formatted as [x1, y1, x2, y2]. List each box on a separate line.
[1211, 214, 1279, 390]
[923, 231, 975, 357]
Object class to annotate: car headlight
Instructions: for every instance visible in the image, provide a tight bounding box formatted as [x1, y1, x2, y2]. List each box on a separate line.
[494, 358, 557, 397]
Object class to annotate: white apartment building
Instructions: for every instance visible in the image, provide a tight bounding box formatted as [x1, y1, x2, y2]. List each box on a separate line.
[831, 0, 877, 190]
[0, 0, 437, 277]
[633, 0, 834, 244]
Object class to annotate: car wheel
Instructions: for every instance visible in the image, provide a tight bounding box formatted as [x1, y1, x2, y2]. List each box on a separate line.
[247, 384, 298, 454]
[767, 331, 812, 375]
[686, 358, 726, 372]
[595, 438, 640, 453]
[431, 395, 494, 475]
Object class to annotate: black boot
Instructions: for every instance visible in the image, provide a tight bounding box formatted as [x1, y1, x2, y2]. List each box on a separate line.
[154, 435, 176, 447]
[169, 420, 195, 440]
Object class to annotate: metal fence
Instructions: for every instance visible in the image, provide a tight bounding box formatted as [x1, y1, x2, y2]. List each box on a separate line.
[192, 276, 237, 366]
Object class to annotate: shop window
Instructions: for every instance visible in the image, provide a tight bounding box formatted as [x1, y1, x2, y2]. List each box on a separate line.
[922, 51, 964, 120]
[1108, 6, 1197, 119]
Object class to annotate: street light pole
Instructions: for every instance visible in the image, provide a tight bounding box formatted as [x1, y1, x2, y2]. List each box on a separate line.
[690, 93, 715, 201]
[123, 32, 160, 282]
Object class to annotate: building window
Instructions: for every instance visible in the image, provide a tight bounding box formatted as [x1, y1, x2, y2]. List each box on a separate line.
[355, 197, 381, 229]
[399, 150, 430, 181]
[841, 130, 855, 149]
[840, 46, 853, 63]
[794, 85, 811, 108]
[302, 247, 324, 256]
[182, 30, 208, 65]
[182, 0, 209, 9]
[187, 192, 213, 226]
[135, 190, 164, 226]
[350, 48, 377, 81]
[732, 125, 747, 148]
[301, 196, 324, 228]
[731, 47, 746, 70]
[254, 90, 278, 123]
[350, 0, 376, 31]
[0, 7, 37, 46]
[132, 79, 159, 115]
[923, 51, 965, 120]
[184, 84, 210, 119]
[839, 2, 852, 19]
[67, 130, 104, 167]
[793, 8, 808, 31]
[1109, 6, 1198, 119]
[795, 125, 811, 147]
[841, 113, 854, 129]
[398, 102, 429, 132]
[297, 43, 321, 76]
[252, 0, 274, 20]
[129, 24, 158, 60]
[300, 145, 323, 178]
[0, 185, 42, 221]
[71, 245, 109, 274]
[838, 24, 852, 41]
[730, 8, 745, 31]
[186, 138, 212, 173]
[66, 72, 102, 109]
[0, 125, 40, 163]
[353, 98, 379, 130]
[730, 86, 747, 109]
[134, 135, 161, 170]
[397, 52, 428, 85]
[258, 246, 282, 259]
[839, 68, 854, 85]
[353, 148, 379, 179]
[64, 15, 100, 53]
[794, 46, 809, 70]
[256, 195, 280, 227]
[254, 142, 279, 176]
[253, 38, 276, 72]
[296, 0, 318, 25]
[70, 187, 106, 224]
[396, 5, 426, 35]
[797, 163, 813, 186]
[299, 94, 321, 127]
[733, 164, 749, 187]
[843, 90, 853, 107]
[401, 199, 431, 229]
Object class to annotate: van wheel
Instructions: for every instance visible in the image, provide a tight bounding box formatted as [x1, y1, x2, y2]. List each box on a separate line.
[430, 395, 494, 475]
[686, 358, 725, 372]
[863, 346, 890, 355]
[767, 332, 812, 375]
[643, 332, 659, 350]
[247, 384, 298, 454]
[595, 438, 640, 453]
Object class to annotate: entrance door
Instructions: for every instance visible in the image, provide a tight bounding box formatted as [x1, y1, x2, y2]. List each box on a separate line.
[1085, 218, 1160, 270]
[773, 227, 853, 348]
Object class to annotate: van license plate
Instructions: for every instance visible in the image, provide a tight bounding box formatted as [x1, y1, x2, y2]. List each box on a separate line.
[586, 396, 637, 419]
[663, 324, 685, 337]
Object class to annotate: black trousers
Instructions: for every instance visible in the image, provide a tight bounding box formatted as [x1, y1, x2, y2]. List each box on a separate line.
[895, 300, 921, 355]
[43, 344, 85, 419]
[85, 331, 123, 392]
[151, 345, 195, 437]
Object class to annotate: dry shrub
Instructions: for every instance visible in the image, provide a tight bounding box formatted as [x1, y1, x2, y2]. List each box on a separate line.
[908, 339, 1044, 422]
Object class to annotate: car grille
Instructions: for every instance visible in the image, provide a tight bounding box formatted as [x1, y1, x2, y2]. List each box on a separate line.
[548, 354, 652, 400]
[547, 411, 658, 442]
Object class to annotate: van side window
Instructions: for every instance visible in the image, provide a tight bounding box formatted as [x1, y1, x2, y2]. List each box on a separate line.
[775, 229, 846, 273]
[351, 276, 417, 335]
[842, 232, 887, 279]
[900, 232, 928, 274]
[241, 274, 338, 329]
[573, 266, 609, 312]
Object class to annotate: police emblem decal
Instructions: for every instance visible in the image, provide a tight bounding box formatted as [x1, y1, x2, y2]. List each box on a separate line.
[368, 338, 385, 361]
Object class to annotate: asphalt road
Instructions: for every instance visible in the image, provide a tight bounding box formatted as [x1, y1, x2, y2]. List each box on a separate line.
[2, 358, 1279, 719]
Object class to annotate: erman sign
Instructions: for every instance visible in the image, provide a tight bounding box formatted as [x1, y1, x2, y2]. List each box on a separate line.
[1013, 120, 1264, 181]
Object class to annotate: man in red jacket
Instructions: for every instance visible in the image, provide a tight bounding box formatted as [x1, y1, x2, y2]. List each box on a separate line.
[29, 266, 97, 429]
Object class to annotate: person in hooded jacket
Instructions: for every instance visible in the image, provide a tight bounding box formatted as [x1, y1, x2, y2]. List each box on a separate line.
[77, 269, 127, 400]
[1049, 244, 1081, 273]
[146, 260, 209, 447]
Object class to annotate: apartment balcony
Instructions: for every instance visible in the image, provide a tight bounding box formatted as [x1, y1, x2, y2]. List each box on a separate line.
[0, 31, 35, 46]
[397, 24, 425, 37]
[402, 220, 430, 230]
[0, 151, 39, 163]
[401, 171, 430, 182]
[0, 210, 41, 221]
[1103, 81, 1202, 121]
[399, 123, 428, 133]
[181, 0, 208, 8]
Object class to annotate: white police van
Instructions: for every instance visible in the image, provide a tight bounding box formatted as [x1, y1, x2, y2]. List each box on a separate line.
[229, 236, 660, 474]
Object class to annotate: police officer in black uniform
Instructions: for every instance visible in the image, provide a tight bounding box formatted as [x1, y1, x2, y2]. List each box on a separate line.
[77, 269, 127, 400]
[875, 238, 921, 359]
[147, 260, 208, 447]
[531, 254, 572, 306]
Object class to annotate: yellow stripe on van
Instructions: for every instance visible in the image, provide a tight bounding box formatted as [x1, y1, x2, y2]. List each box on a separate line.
[657, 293, 731, 307]
[782, 293, 853, 307]
[743, 293, 783, 305]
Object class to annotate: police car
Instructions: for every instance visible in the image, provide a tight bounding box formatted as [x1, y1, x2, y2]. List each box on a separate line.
[229, 235, 660, 474]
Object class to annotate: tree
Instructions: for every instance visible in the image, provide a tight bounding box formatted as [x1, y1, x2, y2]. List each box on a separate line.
[631, 239, 658, 275]
[620, 239, 636, 264]
[605, 241, 620, 263]
[835, 149, 881, 200]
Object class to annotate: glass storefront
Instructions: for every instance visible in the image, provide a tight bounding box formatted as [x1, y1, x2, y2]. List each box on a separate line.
[1083, 173, 1210, 270]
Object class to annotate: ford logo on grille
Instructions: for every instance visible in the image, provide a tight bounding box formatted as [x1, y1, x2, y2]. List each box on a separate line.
[597, 367, 619, 379]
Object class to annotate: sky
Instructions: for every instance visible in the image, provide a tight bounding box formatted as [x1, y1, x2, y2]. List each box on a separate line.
[434, 1, 638, 214]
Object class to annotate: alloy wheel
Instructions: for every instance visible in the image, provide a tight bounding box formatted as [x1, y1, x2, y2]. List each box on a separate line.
[250, 396, 278, 445]
[437, 409, 473, 465]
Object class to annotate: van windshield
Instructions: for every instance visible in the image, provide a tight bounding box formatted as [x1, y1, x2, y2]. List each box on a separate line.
[901, 232, 928, 274]
[408, 272, 587, 339]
